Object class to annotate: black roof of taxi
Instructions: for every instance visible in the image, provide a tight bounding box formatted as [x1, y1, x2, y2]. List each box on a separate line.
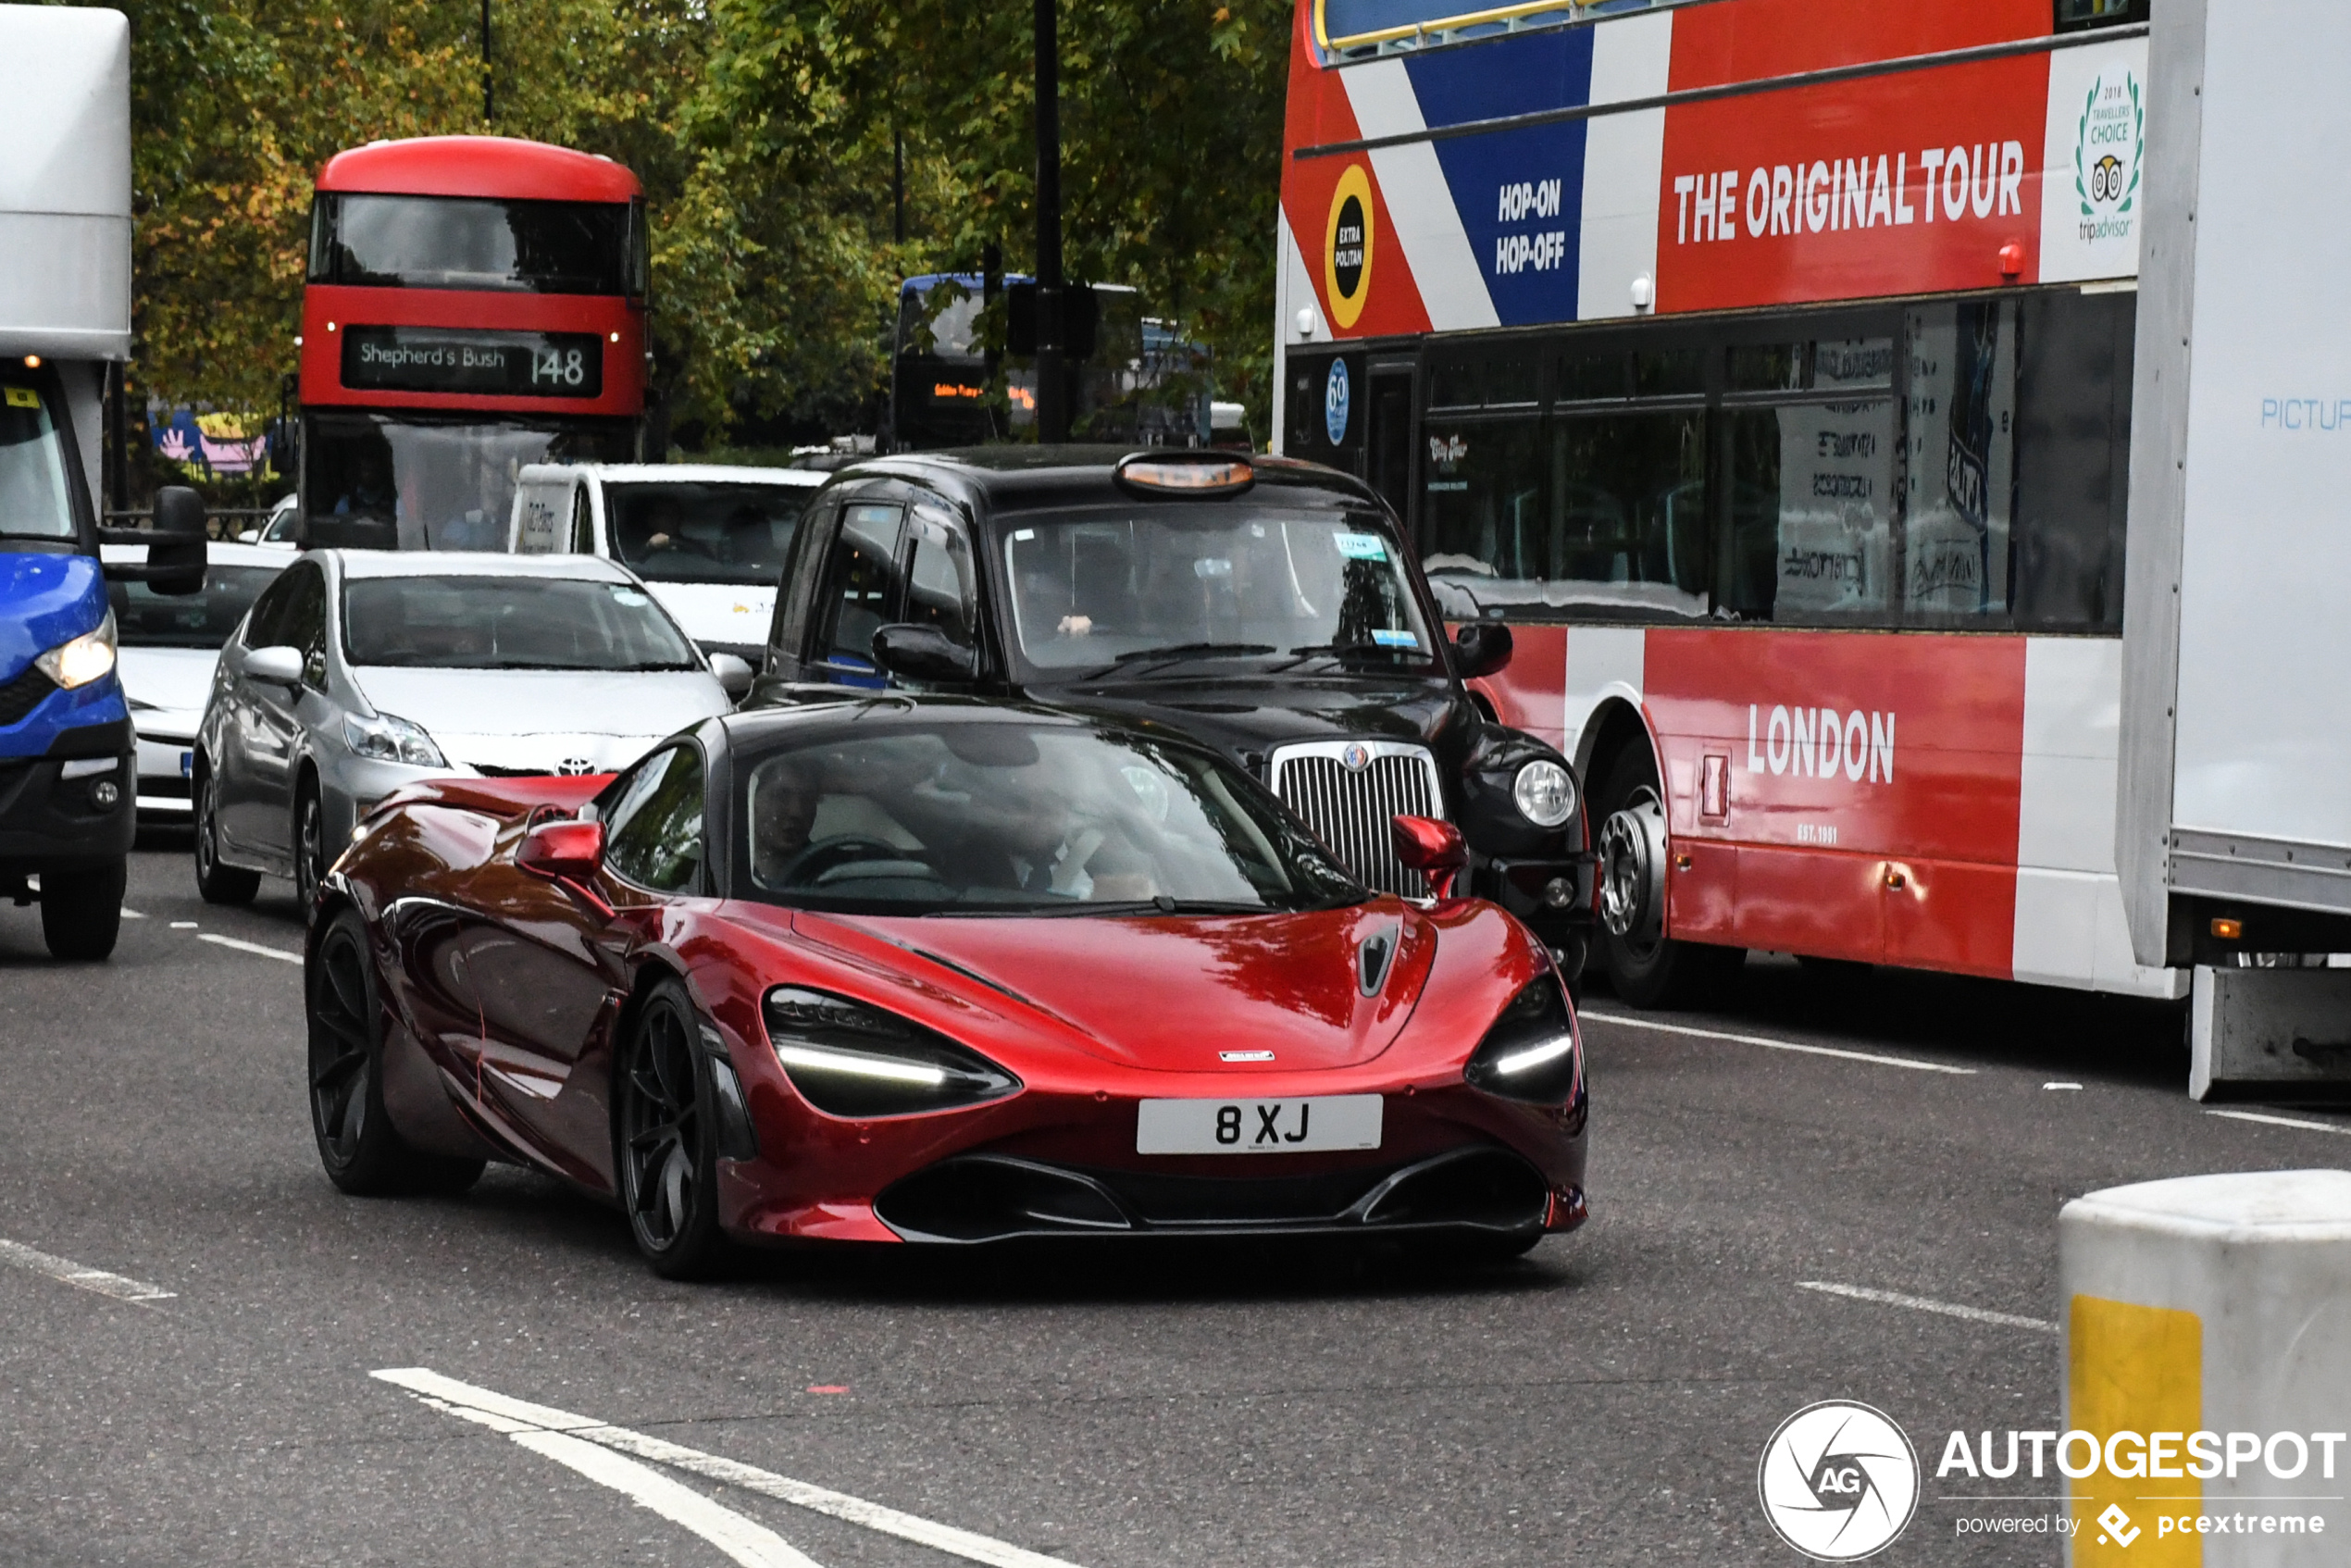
[810, 446, 1382, 519]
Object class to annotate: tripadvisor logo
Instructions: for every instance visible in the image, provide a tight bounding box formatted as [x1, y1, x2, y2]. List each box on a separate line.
[1758, 1401, 1922, 1561]
[2074, 62, 2143, 244]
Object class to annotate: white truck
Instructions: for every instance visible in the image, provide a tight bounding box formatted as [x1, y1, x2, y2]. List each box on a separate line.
[2121, 0, 2351, 1096]
[506, 463, 824, 661]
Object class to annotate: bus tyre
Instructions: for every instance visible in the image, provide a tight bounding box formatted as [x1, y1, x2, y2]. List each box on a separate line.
[40, 859, 126, 962]
[1594, 747, 1741, 1010]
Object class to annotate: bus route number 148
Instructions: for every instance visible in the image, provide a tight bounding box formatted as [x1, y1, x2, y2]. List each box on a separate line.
[531, 346, 589, 388]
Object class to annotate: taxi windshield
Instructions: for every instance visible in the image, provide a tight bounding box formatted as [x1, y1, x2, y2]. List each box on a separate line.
[736, 718, 1362, 915]
[999, 504, 1436, 677]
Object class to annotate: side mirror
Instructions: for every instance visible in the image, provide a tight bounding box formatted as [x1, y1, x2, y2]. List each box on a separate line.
[516, 818, 605, 884]
[1391, 814, 1468, 901]
[97, 485, 209, 595]
[707, 652, 755, 699]
[152, 485, 206, 540]
[244, 644, 304, 686]
[871, 623, 978, 684]
[1452, 621, 1513, 681]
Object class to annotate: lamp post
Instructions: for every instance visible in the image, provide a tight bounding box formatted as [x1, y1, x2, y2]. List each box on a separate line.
[1032, 0, 1066, 444]
[481, 0, 493, 122]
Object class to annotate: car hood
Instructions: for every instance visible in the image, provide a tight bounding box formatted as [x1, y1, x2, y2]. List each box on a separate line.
[1026, 672, 1471, 761]
[786, 902, 1438, 1072]
[117, 645, 221, 717]
[350, 666, 731, 768]
[0, 552, 105, 682]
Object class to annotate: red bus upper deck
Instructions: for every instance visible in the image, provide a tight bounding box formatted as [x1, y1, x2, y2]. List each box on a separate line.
[299, 135, 649, 551]
[1275, 0, 2177, 1007]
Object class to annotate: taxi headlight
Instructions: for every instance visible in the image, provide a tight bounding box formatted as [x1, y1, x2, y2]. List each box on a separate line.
[34, 611, 118, 691]
[1511, 758, 1575, 828]
[1462, 975, 1583, 1105]
[764, 986, 1019, 1117]
[343, 711, 447, 768]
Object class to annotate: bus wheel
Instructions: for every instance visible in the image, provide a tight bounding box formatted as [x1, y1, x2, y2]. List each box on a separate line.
[1594, 747, 1740, 1009]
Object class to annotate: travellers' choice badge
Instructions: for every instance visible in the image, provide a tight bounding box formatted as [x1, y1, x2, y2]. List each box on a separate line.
[1759, 1400, 1921, 1561]
[1324, 163, 1375, 330]
[2073, 62, 2142, 243]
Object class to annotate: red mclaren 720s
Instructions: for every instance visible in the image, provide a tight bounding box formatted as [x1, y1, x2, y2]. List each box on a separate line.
[304, 698, 1588, 1276]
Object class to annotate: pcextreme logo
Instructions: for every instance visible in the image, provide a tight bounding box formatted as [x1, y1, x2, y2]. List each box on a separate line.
[1759, 1401, 1921, 1561]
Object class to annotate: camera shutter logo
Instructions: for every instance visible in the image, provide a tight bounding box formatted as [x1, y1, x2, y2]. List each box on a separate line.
[1757, 1400, 1920, 1561]
[1323, 163, 1375, 330]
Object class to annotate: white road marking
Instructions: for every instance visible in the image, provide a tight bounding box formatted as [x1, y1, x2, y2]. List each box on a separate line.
[375, 1368, 1088, 1568]
[1577, 1010, 1976, 1074]
[195, 932, 302, 964]
[119, 907, 144, 919]
[1798, 1280, 2055, 1333]
[2208, 1109, 2351, 1136]
[168, 920, 197, 929]
[0, 1238, 175, 1303]
[2043, 1082, 2083, 1090]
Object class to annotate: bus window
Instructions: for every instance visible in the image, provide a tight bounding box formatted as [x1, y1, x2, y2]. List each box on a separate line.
[305, 413, 631, 552]
[1902, 305, 2017, 618]
[311, 193, 636, 295]
[2011, 291, 2132, 632]
[1422, 414, 1545, 618]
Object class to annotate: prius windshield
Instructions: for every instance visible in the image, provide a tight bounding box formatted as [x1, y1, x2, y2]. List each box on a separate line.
[736, 717, 1362, 915]
[342, 575, 699, 670]
[1000, 504, 1437, 675]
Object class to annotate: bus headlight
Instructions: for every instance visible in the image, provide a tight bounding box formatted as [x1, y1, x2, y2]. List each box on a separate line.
[34, 611, 117, 690]
[1512, 758, 1575, 828]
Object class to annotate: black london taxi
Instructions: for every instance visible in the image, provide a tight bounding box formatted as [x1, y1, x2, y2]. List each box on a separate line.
[748, 446, 1594, 969]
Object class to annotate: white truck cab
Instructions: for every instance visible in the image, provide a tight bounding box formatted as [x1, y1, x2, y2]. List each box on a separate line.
[507, 463, 824, 660]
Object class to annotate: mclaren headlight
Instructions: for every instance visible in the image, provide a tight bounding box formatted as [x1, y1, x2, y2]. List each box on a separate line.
[1511, 758, 1575, 828]
[763, 986, 1020, 1118]
[1462, 975, 1584, 1105]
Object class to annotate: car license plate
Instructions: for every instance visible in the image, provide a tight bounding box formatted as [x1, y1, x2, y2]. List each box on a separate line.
[180, 751, 193, 778]
[1136, 1094, 1382, 1155]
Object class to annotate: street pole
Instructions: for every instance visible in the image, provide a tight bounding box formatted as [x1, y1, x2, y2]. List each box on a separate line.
[481, 0, 493, 122]
[893, 124, 905, 246]
[1032, 0, 1066, 444]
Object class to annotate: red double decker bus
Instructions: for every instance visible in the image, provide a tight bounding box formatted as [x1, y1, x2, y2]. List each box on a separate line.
[1275, 0, 2187, 1008]
[298, 135, 648, 551]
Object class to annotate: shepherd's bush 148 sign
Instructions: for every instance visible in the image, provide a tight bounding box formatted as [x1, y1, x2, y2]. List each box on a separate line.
[342, 327, 603, 399]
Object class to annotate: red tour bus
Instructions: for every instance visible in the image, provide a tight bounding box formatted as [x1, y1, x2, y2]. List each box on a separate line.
[298, 135, 648, 551]
[1274, 0, 2173, 1007]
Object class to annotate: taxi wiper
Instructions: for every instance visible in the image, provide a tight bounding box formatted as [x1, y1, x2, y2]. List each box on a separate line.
[1267, 641, 1424, 671]
[1104, 641, 1276, 674]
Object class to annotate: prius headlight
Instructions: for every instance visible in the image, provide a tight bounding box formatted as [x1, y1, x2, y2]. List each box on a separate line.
[343, 710, 447, 768]
[34, 610, 118, 691]
[1462, 975, 1584, 1105]
[763, 986, 1020, 1117]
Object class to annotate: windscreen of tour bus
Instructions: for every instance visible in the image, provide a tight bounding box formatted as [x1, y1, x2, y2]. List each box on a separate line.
[304, 414, 633, 553]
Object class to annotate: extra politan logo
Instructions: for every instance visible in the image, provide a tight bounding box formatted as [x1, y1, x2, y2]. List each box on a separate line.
[1758, 1401, 1922, 1561]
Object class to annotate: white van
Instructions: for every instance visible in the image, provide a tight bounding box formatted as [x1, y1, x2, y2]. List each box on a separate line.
[507, 463, 825, 658]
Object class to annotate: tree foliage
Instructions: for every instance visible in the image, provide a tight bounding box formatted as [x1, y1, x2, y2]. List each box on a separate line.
[96, 0, 1292, 440]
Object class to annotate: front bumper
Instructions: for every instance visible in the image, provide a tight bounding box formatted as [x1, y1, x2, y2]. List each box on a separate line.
[134, 729, 197, 815]
[0, 720, 135, 872]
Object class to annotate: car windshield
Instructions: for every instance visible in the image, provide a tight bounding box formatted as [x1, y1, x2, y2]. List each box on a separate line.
[736, 718, 1362, 916]
[343, 575, 700, 670]
[606, 481, 811, 586]
[304, 414, 633, 552]
[111, 564, 283, 648]
[0, 380, 78, 541]
[1000, 504, 1437, 675]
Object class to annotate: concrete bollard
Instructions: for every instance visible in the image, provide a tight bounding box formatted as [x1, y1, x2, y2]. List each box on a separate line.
[2059, 1170, 2351, 1566]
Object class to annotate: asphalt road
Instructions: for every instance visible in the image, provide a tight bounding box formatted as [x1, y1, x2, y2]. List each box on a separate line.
[2, 838, 2346, 1568]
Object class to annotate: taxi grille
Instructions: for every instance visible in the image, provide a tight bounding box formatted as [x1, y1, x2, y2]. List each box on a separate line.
[0, 665, 56, 727]
[1270, 740, 1444, 897]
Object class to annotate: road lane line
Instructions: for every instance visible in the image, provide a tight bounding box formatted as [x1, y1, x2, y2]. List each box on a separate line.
[2208, 1109, 2351, 1135]
[1798, 1280, 2055, 1333]
[374, 1368, 1088, 1568]
[195, 932, 302, 964]
[510, 1430, 824, 1568]
[0, 1238, 175, 1303]
[1578, 1010, 1976, 1074]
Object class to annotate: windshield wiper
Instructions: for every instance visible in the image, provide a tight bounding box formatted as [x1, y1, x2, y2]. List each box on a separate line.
[1094, 641, 1276, 677]
[1266, 641, 1424, 672]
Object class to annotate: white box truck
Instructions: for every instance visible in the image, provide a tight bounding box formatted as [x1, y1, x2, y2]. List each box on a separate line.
[2121, 0, 2351, 1095]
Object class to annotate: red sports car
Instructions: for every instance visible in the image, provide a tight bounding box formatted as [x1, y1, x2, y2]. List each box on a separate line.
[305, 698, 1588, 1276]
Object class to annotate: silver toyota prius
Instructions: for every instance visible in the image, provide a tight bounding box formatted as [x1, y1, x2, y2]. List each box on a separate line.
[192, 550, 747, 913]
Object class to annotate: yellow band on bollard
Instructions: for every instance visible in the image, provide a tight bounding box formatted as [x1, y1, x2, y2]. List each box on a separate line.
[2071, 1296, 2202, 1565]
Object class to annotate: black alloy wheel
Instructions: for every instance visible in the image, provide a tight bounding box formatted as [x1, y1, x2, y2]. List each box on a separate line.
[294, 781, 326, 921]
[1593, 746, 1743, 1009]
[307, 908, 483, 1197]
[616, 980, 731, 1278]
[39, 859, 126, 962]
[193, 764, 260, 905]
